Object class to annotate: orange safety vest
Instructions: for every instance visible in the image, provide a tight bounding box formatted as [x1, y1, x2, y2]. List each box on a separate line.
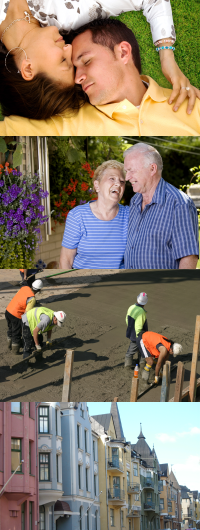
[142, 331, 171, 358]
[19, 269, 24, 272]
[6, 286, 35, 319]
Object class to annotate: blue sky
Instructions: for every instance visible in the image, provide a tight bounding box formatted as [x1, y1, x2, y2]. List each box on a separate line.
[88, 403, 200, 491]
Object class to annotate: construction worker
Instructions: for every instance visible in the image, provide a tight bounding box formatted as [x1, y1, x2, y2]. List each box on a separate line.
[137, 331, 182, 383]
[19, 269, 39, 288]
[124, 292, 148, 369]
[5, 279, 43, 354]
[21, 307, 66, 360]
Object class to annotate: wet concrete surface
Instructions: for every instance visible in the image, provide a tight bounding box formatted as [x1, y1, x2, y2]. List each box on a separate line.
[0, 270, 200, 402]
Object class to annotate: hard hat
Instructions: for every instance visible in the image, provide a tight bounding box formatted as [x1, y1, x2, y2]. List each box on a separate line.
[137, 292, 148, 305]
[54, 311, 66, 327]
[172, 343, 182, 356]
[32, 279, 43, 291]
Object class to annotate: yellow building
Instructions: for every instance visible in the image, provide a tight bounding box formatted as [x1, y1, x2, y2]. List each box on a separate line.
[90, 403, 141, 530]
[159, 465, 181, 530]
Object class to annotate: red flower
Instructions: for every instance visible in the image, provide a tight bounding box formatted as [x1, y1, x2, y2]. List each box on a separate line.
[5, 162, 9, 167]
[61, 211, 69, 219]
[90, 170, 94, 178]
[81, 182, 89, 191]
[66, 178, 78, 194]
[0, 164, 3, 169]
[54, 201, 62, 208]
[70, 199, 76, 208]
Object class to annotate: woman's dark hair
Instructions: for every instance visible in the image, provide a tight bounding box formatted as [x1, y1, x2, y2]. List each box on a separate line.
[0, 47, 86, 119]
[69, 18, 141, 74]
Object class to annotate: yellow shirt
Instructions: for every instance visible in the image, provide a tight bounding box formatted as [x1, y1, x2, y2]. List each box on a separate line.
[0, 76, 199, 136]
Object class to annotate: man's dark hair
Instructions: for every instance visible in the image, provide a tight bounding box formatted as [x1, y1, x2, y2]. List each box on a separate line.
[69, 18, 141, 74]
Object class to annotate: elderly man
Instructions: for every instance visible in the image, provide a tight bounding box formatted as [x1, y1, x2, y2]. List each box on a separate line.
[137, 331, 182, 384]
[124, 143, 199, 269]
[0, 19, 200, 136]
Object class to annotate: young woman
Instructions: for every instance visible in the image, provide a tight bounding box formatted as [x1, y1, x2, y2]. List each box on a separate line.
[0, 0, 199, 119]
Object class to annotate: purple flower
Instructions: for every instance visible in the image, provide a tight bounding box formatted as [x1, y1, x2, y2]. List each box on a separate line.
[79, 199, 86, 204]
[0, 180, 4, 187]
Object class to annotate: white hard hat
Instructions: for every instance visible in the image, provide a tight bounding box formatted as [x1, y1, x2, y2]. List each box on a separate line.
[54, 311, 66, 327]
[172, 343, 182, 357]
[137, 292, 148, 305]
[32, 279, 43, 291]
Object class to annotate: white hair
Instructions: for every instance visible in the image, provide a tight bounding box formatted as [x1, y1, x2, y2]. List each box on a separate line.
[123, 143, 163, 173]
[172, 343, 183, 357]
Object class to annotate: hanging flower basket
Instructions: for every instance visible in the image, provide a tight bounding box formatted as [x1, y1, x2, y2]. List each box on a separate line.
[0, 164, 49, 268]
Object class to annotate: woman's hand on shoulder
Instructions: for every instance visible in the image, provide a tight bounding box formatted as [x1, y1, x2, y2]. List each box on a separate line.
[159, 49, 200, 114]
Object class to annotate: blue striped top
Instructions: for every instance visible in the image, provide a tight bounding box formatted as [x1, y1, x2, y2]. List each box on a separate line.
[62, 201, 130, 269]
[124, 178, 199, 269]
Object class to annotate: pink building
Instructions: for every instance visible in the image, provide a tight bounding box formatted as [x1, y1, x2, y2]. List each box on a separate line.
[0, 402, 38, 530]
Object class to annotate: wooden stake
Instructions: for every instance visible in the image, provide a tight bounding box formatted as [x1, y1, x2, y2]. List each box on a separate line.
[189, 315, 200, 402]
[174, 362, 185, 402]
[130, 377, 139, 402]
[62, 349, 74, 402]
[113, 397, 118, 402]
[160, 361, 171, 402]
[169, 377, 200, 402]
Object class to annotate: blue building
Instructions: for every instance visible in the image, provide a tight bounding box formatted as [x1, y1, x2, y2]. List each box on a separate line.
[57, 402, 100, 530]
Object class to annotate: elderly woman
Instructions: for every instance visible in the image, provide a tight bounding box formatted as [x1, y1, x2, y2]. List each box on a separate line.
[59, 160, 129, 269]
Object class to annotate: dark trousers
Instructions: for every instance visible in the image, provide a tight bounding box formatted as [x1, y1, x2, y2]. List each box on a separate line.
[20, 270, 37, 288]
[22, 323, 43, 354]
[125, 341, 140, 367]
[5, 310, 22, 345]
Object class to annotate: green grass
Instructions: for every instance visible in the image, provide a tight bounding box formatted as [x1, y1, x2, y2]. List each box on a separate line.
[118, 0, 200, 89]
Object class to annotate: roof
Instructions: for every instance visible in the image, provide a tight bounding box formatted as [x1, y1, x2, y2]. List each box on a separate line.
[169, 469, 180, 489]
[110, 402, 125, 440]
[131, 424, 159, 469]
[160, 463, 168, 477]
[92, 414, 111, 433]
[54, 501, 71, 513]
[180, 486, 190, 499]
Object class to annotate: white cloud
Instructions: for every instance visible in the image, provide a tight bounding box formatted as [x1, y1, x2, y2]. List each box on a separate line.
[172, 455, 200, 490]
[156, 427, 200, 443]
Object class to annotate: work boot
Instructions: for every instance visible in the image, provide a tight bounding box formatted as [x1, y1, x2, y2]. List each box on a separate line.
[12, 343, 21, 355]
[7, 337, 12, 350]
[124, 357, 133, 369]
[23, 351, 30, 360]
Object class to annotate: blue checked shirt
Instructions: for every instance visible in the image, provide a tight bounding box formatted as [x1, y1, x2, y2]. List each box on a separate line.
[124, 178, 199, 269]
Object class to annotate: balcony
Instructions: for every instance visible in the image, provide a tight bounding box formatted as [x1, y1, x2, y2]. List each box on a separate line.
[108, 488, 125, 505]
[144, 501, 155, 511]
[143, 478, 154, 489]
[107, 457, 123, 472]
[127, 483, 140, 493]
[127, 505, 141, 517]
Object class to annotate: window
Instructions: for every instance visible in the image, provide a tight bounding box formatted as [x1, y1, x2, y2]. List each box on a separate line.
[120, 509, 124, 527]
[128, 495, 131, 511]
[56, 454, 59, 482]
[133, 463, 138, 476]
[39, 407, 49, 433]
[39, 453, 50, 481]
[93, 440, 96, 461]
[110, 509, 114, 526]
[160, 499, 164, 510]
[29, 441, 31, 474]
[29, 502, 33, 530]
[86, 468, 89, 491]
[94, 474, 97, 496]
[11, 402, 21, 414]
[11, 438, 22, 473]
[39, 506, 45, 530]
[129, 521, 131, 530]
[77, 424, 81, 448]
[87, 509, 89, 530]
[80, 403, 84, 418]
[55, 409, 58, 435]
[85, 430, 88, 453]
[135, 494, 139, 501]
[95, 511, 98, 530]
[147, 492, 152, 502]
[127, 471, 130, 486]
[78, 464, 82, 489]
[21, 503, 25, 530]
[79, 507, 82, 530]
[168, 502, 172, 512]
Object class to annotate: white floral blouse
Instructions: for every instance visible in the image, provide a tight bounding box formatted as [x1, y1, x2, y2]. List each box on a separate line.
[0, 0, 175, 44]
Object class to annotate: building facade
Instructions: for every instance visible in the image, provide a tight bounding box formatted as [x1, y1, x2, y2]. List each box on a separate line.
[38, 402, 64, 530]
[181, 486, 198, 530]
[159, 464, 181, 530]
[0, 402, 37, 530]
[58, 402, 100, 530]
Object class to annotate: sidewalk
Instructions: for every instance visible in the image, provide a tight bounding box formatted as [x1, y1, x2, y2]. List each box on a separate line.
[0, 269, 120, 319]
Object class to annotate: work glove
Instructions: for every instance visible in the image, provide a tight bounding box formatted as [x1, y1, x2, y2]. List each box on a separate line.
[154, 375, 160, 384]
[46, 341, 52, 348]
[36, 344, 42, 351]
